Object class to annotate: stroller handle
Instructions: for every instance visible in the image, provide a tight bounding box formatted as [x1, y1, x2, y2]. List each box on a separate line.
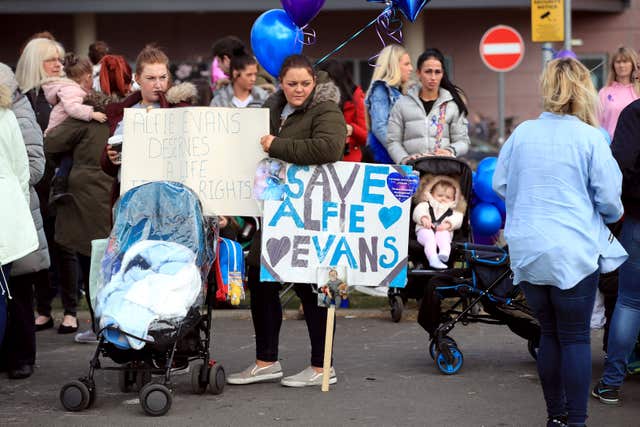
[453, 242, 506, 254]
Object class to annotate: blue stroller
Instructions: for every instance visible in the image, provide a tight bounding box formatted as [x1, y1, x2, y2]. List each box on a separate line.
[389, 156, 540, 374]
[59, 182, 224, 416]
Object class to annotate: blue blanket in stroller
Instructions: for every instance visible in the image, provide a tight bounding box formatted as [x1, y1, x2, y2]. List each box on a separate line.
[95, 182, 213, 350]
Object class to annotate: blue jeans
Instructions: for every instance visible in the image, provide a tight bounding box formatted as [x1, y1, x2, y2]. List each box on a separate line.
[602, 217, 640, 387]
[520, 270, 599, 426]
[0, 263, 12, 347]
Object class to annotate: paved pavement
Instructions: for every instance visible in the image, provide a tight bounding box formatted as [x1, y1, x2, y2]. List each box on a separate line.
[1, 309, 638, 426]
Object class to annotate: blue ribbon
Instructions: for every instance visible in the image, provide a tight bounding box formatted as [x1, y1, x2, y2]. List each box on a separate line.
[315, 5, 401, 66]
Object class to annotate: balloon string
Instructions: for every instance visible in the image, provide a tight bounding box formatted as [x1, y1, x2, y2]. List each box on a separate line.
[315, 6, 394, 66]
[370, 7, 403, 65]
[299, 27, 317, 46]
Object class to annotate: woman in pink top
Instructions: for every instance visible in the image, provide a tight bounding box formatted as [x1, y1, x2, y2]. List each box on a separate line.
[598, 46, 640, 140]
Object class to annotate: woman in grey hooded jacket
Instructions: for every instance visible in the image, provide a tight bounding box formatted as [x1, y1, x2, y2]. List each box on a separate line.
[386, 48, 470, 164]
[0, 63, 49, 379]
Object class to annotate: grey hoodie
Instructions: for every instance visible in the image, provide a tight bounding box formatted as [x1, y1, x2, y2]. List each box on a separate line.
[210, 83, 268, 108]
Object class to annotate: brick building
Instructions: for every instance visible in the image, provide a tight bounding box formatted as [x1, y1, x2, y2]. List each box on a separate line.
[1, 0, 638, 129]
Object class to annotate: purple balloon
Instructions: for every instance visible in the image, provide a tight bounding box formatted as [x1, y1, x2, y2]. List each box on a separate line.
[281, 0, 325, 28]
[553, 49, 577, 59]
[394, 0, 431, 22]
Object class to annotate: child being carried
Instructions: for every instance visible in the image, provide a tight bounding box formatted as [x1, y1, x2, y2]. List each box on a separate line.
[413, 175, 466, 269]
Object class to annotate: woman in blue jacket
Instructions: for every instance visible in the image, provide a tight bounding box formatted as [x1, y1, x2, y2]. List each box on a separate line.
[493, 58, 627, 427]
[364, 44, 413, 164]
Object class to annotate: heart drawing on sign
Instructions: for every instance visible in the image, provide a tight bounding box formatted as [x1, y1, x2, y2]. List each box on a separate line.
[387, 172, 419, 203]
[266, 237, 291, 267]
[378, 206, 402, 229]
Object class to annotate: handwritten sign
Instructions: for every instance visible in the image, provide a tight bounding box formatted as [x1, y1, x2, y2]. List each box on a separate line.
[121, 107, 269, 216]
[260, 162, 417, 288]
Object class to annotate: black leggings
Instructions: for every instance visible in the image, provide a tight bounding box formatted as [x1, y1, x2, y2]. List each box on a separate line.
[247, 265, 334, 368]
[1, 272, 37, 368]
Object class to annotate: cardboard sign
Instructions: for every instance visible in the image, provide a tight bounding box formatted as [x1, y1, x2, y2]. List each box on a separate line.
[121, 107, 269, 216]
[260, 162, 417, 288]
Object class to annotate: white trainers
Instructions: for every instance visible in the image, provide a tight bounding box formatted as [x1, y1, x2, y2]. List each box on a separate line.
[427, 254, 448, 269]
[226, 362, 283, 385]
[74, 329, 98, 343]
[281, 366, 337, 387]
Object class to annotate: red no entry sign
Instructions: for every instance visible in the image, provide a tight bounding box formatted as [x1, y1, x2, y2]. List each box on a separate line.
[479, 25, 525, 72]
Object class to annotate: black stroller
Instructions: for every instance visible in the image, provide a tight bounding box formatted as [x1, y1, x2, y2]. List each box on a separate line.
[388, 156, 540, 374]
[59, 182, 225, 416]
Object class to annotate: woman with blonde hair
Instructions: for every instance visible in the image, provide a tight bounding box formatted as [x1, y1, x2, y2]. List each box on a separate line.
[15, 37, 71, 333]
[599, 46, 640, 140]
[15, 38, 65, 132]
[364, 44, 413, 163]
[493, 58, 627, 427]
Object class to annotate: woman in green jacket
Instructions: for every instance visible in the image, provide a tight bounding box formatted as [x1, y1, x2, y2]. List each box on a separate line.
[228, 55, 346, 388]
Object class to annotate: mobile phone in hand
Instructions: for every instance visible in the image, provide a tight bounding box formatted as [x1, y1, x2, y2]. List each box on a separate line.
[108, 135, 123, 152]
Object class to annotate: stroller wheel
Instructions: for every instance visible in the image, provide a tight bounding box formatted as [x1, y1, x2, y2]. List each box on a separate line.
[190, 362, 207, 394]
[390, 296, 404, 323]
[81, 377, 97, 408]
[140, 383, 172, 416]
[208, 364, 226, 395]
[118, 369, 134, 393]
[429, 336, 457, 360]
[435, 346, 464, 375]
[527, 339, 539, 361]
[60, 380, 91, 412]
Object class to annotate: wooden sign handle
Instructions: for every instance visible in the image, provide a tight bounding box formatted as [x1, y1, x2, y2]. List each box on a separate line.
[321, 304, 336, 392]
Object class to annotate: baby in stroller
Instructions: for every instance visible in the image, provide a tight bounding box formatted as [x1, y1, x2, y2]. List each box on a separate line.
[413, 175, 466, 269]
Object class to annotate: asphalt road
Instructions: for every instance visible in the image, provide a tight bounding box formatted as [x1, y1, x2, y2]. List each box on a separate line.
[1, 309, 638, 426]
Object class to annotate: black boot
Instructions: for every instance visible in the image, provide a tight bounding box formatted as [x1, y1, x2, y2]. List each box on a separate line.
[8, 364, 34, 379]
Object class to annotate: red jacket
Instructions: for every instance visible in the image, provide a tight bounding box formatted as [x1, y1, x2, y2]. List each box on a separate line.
[342, 86, 367, 162]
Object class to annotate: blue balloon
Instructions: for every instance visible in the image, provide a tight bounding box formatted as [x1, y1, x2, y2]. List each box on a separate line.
[474, 169, 501, 204]
[493, 197, 506, 219]
[394, 0, 431, 22]
[471, 203, 502, 236]
[251, 9, 303, 78]
[598, 127, 612, 145]
[477, 156, 498, 174]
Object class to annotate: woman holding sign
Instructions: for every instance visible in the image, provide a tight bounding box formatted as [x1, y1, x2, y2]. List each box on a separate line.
[386, 48, 470, 164]
[100, 45, 197, 205]
[227, 54, 346, 388]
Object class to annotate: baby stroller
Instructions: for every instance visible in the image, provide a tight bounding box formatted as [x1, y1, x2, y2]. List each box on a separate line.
[59, 181, 225, 416]
[389, 156, 540, 375]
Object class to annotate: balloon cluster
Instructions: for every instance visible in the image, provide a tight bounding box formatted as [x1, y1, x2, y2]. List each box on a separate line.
[251, 1, 432, 77]
[471, 157, 505, 238]
[251, 1, 325, 77]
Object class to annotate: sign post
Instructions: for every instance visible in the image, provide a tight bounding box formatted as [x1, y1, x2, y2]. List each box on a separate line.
[479, 25, 525, 144]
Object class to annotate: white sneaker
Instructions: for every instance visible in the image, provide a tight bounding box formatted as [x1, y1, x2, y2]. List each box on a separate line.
[281, 366, 337, 387]
[74, 329, 98, 343]
[438, 252, 450, 262]
[227, 362, 283, 385]
[427, 254, 448, 270]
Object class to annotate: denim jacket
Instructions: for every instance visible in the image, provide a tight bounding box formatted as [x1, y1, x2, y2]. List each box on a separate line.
[365, 80, 401, 163]
[493, 112, 627, 289]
